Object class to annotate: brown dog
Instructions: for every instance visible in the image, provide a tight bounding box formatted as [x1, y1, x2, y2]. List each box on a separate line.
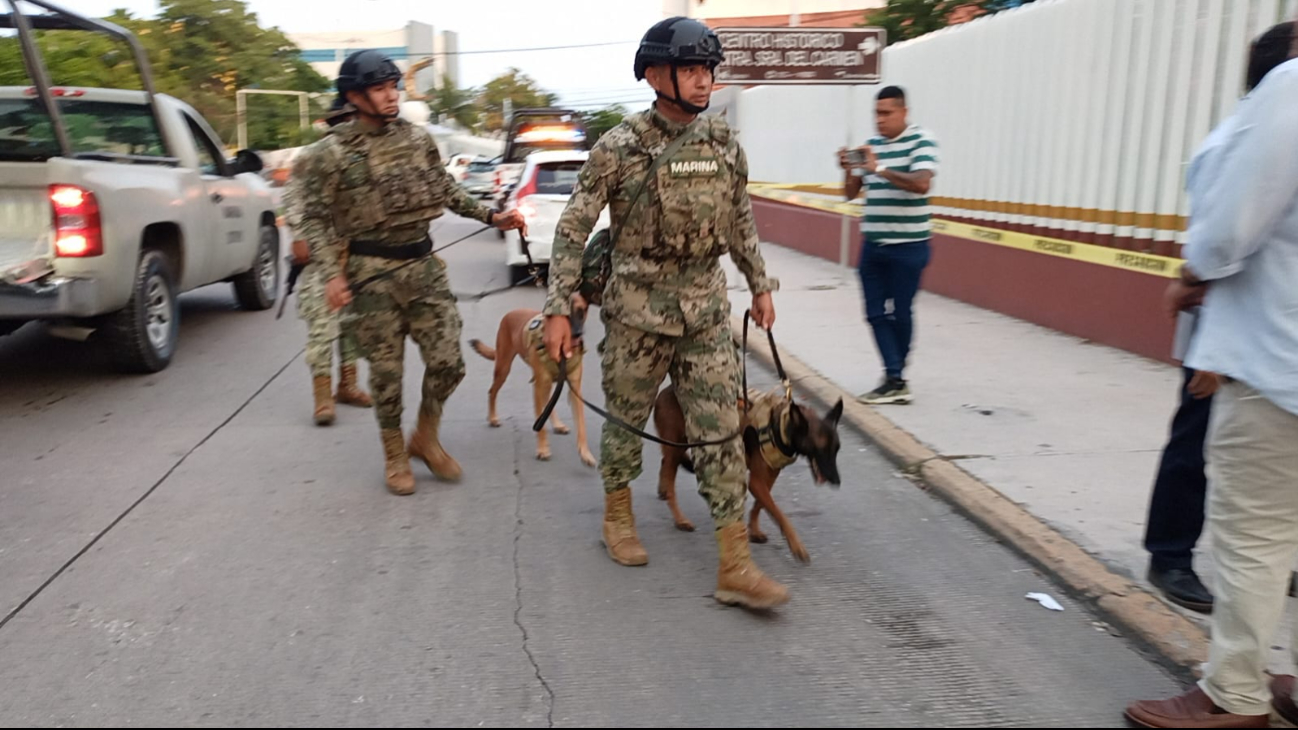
[653, 385, 843, 563]
[469, 296, 596, 466]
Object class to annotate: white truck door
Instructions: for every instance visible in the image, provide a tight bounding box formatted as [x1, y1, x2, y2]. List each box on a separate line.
[179, 112, 253, 280]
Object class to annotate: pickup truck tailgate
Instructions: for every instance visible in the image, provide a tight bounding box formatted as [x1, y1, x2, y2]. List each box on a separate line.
[0, 173, 52, 275]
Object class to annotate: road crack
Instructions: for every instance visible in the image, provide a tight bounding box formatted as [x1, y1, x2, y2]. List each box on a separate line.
[510, 422, 556, 727]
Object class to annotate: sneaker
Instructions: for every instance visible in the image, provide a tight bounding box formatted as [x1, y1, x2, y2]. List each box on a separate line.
[859, 377, 912, 405]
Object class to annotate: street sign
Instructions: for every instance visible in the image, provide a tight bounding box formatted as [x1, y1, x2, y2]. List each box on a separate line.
[714, 27, 886, 85]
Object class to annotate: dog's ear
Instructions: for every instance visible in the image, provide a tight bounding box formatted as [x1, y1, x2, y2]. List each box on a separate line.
[827, 398, 844, 426]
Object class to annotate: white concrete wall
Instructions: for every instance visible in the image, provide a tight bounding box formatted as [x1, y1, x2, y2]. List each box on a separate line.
[726, 0, 1298, 246]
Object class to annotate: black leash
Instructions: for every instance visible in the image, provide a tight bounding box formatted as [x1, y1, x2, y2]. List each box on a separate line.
[532, 309, 790, 449]
[451, 229, 549, 300]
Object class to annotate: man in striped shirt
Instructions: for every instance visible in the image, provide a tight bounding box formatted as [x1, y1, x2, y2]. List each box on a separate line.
[840, 85, 939, 405]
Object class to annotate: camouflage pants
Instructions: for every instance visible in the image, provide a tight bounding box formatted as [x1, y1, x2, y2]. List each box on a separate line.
[599, 317, 746, 526]
[298, 265, 361, 378]
[345, 254, 465, 430]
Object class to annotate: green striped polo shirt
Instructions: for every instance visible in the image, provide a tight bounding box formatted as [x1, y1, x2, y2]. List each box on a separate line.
[857, 124, 939, 244]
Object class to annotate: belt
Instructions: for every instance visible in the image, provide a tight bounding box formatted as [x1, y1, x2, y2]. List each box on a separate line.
[348, 237, 432, 260]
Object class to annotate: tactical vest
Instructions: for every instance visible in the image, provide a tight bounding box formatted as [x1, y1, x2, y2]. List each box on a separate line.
[329, 121, 444, 239]
[645, 131, 734, 262]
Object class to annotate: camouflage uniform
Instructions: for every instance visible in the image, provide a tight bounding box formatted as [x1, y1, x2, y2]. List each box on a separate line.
[283, 155, 363, 380]
[544, 107, 778, 527]
[288, 116, 496, 489]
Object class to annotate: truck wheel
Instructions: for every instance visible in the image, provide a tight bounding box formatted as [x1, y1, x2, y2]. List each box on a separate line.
[106, 250, 179, 373]
[233, 224, 279, 311]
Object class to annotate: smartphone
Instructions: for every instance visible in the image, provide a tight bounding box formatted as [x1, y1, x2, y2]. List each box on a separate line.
[845, 148, 866, 165]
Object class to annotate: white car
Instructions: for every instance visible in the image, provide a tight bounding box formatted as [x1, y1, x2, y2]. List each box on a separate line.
[445, 153, 477, 183]
[501, 150, 609, 284]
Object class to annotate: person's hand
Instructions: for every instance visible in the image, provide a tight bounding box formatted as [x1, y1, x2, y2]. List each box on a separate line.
[1188, 370, 1221, 400]
[1164, 279, 1206, 318]
[544, 314, 573, 363]
[837, 147, 853, 171]
[325, 275, 353, 312]
[750, 292, 775, 330]
[493, 209, 528, 236]
[291, 239, 310, 265]
[864, 145, 879, 174]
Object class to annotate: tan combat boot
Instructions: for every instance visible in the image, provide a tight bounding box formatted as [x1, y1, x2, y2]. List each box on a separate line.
[602, 488, 648, 566]
[335, 364, 373, 408]
[313, 376, 336, 426]
[380, 428, 415, 496]
[714, 522, 790, 609]
[408, 410, 462, 482]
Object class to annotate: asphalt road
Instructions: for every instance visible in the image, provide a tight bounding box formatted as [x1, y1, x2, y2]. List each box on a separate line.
[0, 214, 1181, 727]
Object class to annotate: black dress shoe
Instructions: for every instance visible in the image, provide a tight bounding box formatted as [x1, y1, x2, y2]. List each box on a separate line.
[1148, 567, 1214, 614]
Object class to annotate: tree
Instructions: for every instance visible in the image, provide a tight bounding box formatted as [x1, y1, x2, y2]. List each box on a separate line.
[429, 75, 480, 132]
[474, 68, 559, 132]
[0, 0, 328, 149]
[581, 105, 627, 143]
[869, 0, 1037, 45]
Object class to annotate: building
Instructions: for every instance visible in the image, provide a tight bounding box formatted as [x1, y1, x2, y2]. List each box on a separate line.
[662, 0, 884, 28]
[289, 22, 461, 95]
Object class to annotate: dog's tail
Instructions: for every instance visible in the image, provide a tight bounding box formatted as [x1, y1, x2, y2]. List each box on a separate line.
[468, 339, 496, 361]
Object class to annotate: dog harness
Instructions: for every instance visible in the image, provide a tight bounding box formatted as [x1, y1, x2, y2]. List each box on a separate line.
[744, 388, 798, 471]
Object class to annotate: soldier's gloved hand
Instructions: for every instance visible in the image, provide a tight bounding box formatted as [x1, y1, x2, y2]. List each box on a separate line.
[291, 239, 310, 265]
[544, 314, 573, 364]
[751, 292, 776, 330]
[492, 210, 528, 237]
[326, 275, 354, 312]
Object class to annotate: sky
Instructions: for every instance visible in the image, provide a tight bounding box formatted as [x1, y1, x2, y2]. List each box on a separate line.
[63, 0, 665, 110]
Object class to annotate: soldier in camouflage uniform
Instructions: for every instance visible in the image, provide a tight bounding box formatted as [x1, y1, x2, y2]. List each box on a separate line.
[289, 50, 526, 496]
[543, 17, 789, 609]
[286, 99, 372, 426]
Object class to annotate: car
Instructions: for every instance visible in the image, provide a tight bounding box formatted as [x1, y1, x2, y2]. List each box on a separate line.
[0, 1, 279, 373]
[491, 109, 589, 238]
[445, 152, 477, 183]
[461, 157, 496, 198]
[500, 150, 608, 284]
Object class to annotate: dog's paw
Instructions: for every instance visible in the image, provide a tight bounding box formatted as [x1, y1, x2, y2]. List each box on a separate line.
[749, 531, 769, 544]
[790, 542, 811, 564]
[579, 449, 596, 467]
[553, 424, 570, 435]
[536, 450, 551, 461]
[675, 519, 695, 532]
[489, 417, 502, 428]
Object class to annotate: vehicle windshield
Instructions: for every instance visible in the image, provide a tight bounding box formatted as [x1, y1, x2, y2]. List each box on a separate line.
[468, 160, 494, 173]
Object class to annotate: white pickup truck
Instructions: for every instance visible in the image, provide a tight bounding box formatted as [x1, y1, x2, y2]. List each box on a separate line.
[0, 0, 280, 372]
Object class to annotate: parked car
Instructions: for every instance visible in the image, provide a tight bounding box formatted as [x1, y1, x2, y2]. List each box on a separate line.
[445, 153, 476, 183]
[499, 150, 608, 284]
[461, 157, 496, 198]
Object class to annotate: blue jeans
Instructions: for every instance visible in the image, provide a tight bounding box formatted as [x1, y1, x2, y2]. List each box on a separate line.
[858, 237, 931, 380]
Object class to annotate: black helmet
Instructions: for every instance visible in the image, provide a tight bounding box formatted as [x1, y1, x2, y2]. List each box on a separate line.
[336, 49, 402, 96]
[634, 17, 723, 81]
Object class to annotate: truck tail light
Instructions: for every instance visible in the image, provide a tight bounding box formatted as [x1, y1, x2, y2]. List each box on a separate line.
[50, 185, 103, 257]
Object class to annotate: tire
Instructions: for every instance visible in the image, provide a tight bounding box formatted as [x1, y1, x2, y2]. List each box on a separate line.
[105, 250, 179, 373]
[233, 224, 279, 311]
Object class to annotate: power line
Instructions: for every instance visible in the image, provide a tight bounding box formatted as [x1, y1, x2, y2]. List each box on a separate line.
[337, 40, 638, 59]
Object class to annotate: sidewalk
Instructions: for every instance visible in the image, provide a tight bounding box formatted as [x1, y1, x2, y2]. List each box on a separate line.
[725, 242, 1296, 673]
